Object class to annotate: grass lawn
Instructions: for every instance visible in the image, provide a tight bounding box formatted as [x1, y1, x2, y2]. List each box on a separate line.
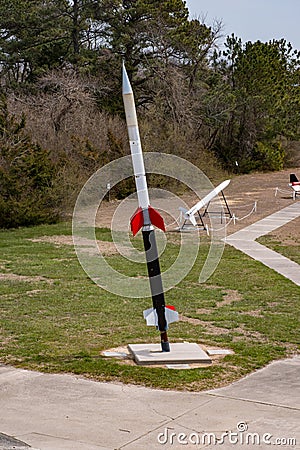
[0, 222, 299, 391]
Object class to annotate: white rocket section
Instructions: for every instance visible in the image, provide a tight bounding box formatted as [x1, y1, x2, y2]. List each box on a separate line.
[122, 64, 150, 209]
[143, 307, 179, 327]
[183, 179, 231, 226]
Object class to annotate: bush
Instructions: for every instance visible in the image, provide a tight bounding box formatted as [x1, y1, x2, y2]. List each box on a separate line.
[240, 140, 285, 173]
[0, 96, 60, 228]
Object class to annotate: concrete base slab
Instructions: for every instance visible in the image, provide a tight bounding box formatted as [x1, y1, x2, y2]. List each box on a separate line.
[207, 348, 233, 356]
[128, 342, 212, 365]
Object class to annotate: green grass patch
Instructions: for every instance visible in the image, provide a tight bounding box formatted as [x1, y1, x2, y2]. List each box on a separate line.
[0, 223, 299, 390]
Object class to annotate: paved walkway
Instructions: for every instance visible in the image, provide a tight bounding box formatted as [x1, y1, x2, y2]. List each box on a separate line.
[0, 357, 300, 450]
[225, 201, 300, 286]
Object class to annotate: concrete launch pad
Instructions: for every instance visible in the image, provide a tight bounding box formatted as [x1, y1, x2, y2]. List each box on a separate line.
[128, 342, 212, 365]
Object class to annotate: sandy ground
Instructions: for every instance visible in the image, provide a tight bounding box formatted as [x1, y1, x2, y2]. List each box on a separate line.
[95, 167, 300, 241]
[11, 167, 298, 258]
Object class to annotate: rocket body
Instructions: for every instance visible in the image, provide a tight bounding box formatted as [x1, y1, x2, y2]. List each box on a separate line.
[122, 64, 178, 352]
[122, 64, 166, 236]
[122, 66, 150, 211]
[122, 65, 166, 235]
[184, 179, 231, 226]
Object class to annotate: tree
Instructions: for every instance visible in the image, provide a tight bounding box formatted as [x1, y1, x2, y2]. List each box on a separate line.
[90, 0, 191, 113]
[0, 0, 102, 85]
[0, 0, 66, 84]
[94, 0, 221, 121]
[215, 36, 300, 171]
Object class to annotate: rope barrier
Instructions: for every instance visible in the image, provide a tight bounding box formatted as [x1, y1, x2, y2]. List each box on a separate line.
[206, 201, 257, 232]
[234, 201, 257, 221]
[207, 215, 235, 232]
[274, 187, 292, 197]
[171, 200, 258, 233]
[229, 201, 257, 209]
[165, 214, 182, 228]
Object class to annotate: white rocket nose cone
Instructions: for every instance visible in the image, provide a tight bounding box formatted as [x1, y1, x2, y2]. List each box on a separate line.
[220, 179, 231, 190]
[122, 63, 133, 95]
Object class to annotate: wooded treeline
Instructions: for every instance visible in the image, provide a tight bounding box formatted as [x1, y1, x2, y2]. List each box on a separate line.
[1, 0, 300, 227]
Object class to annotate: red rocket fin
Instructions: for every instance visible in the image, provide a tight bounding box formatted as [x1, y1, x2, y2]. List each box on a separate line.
[148, 206, 166, 232]
[130, 206, 166, 236]
[130, 207, 144, 236]
[166, 305, 176, 311]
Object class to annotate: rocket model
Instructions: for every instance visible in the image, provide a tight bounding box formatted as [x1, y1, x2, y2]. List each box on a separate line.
[289, 173, 300, 200]
[180, 179, 231, 226]
[122, 63, 178, 352]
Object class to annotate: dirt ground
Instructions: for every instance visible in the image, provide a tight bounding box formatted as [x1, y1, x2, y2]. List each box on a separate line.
[96, 167, 300, 242]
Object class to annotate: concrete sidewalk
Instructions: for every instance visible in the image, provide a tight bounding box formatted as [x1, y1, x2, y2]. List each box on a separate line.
[225, 202, 300, 286]
[0, 357, 299, 449]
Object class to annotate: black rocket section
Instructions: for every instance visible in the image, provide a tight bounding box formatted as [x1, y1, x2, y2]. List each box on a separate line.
[142, 229, 170, 352]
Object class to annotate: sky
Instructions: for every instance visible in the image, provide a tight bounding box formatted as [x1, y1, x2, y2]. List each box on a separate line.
[185, 0, 300, 50]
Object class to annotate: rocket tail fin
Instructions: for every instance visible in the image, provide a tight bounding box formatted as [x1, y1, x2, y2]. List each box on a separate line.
[188, 214, 197, 226]
[130, 207, 144, 236]
[179, 207, 197, 226]
[130, 206, 166, 236]
[290, 173, 299, 184]
[148, 206, 165, 232]
[143, 306, 179, 326]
